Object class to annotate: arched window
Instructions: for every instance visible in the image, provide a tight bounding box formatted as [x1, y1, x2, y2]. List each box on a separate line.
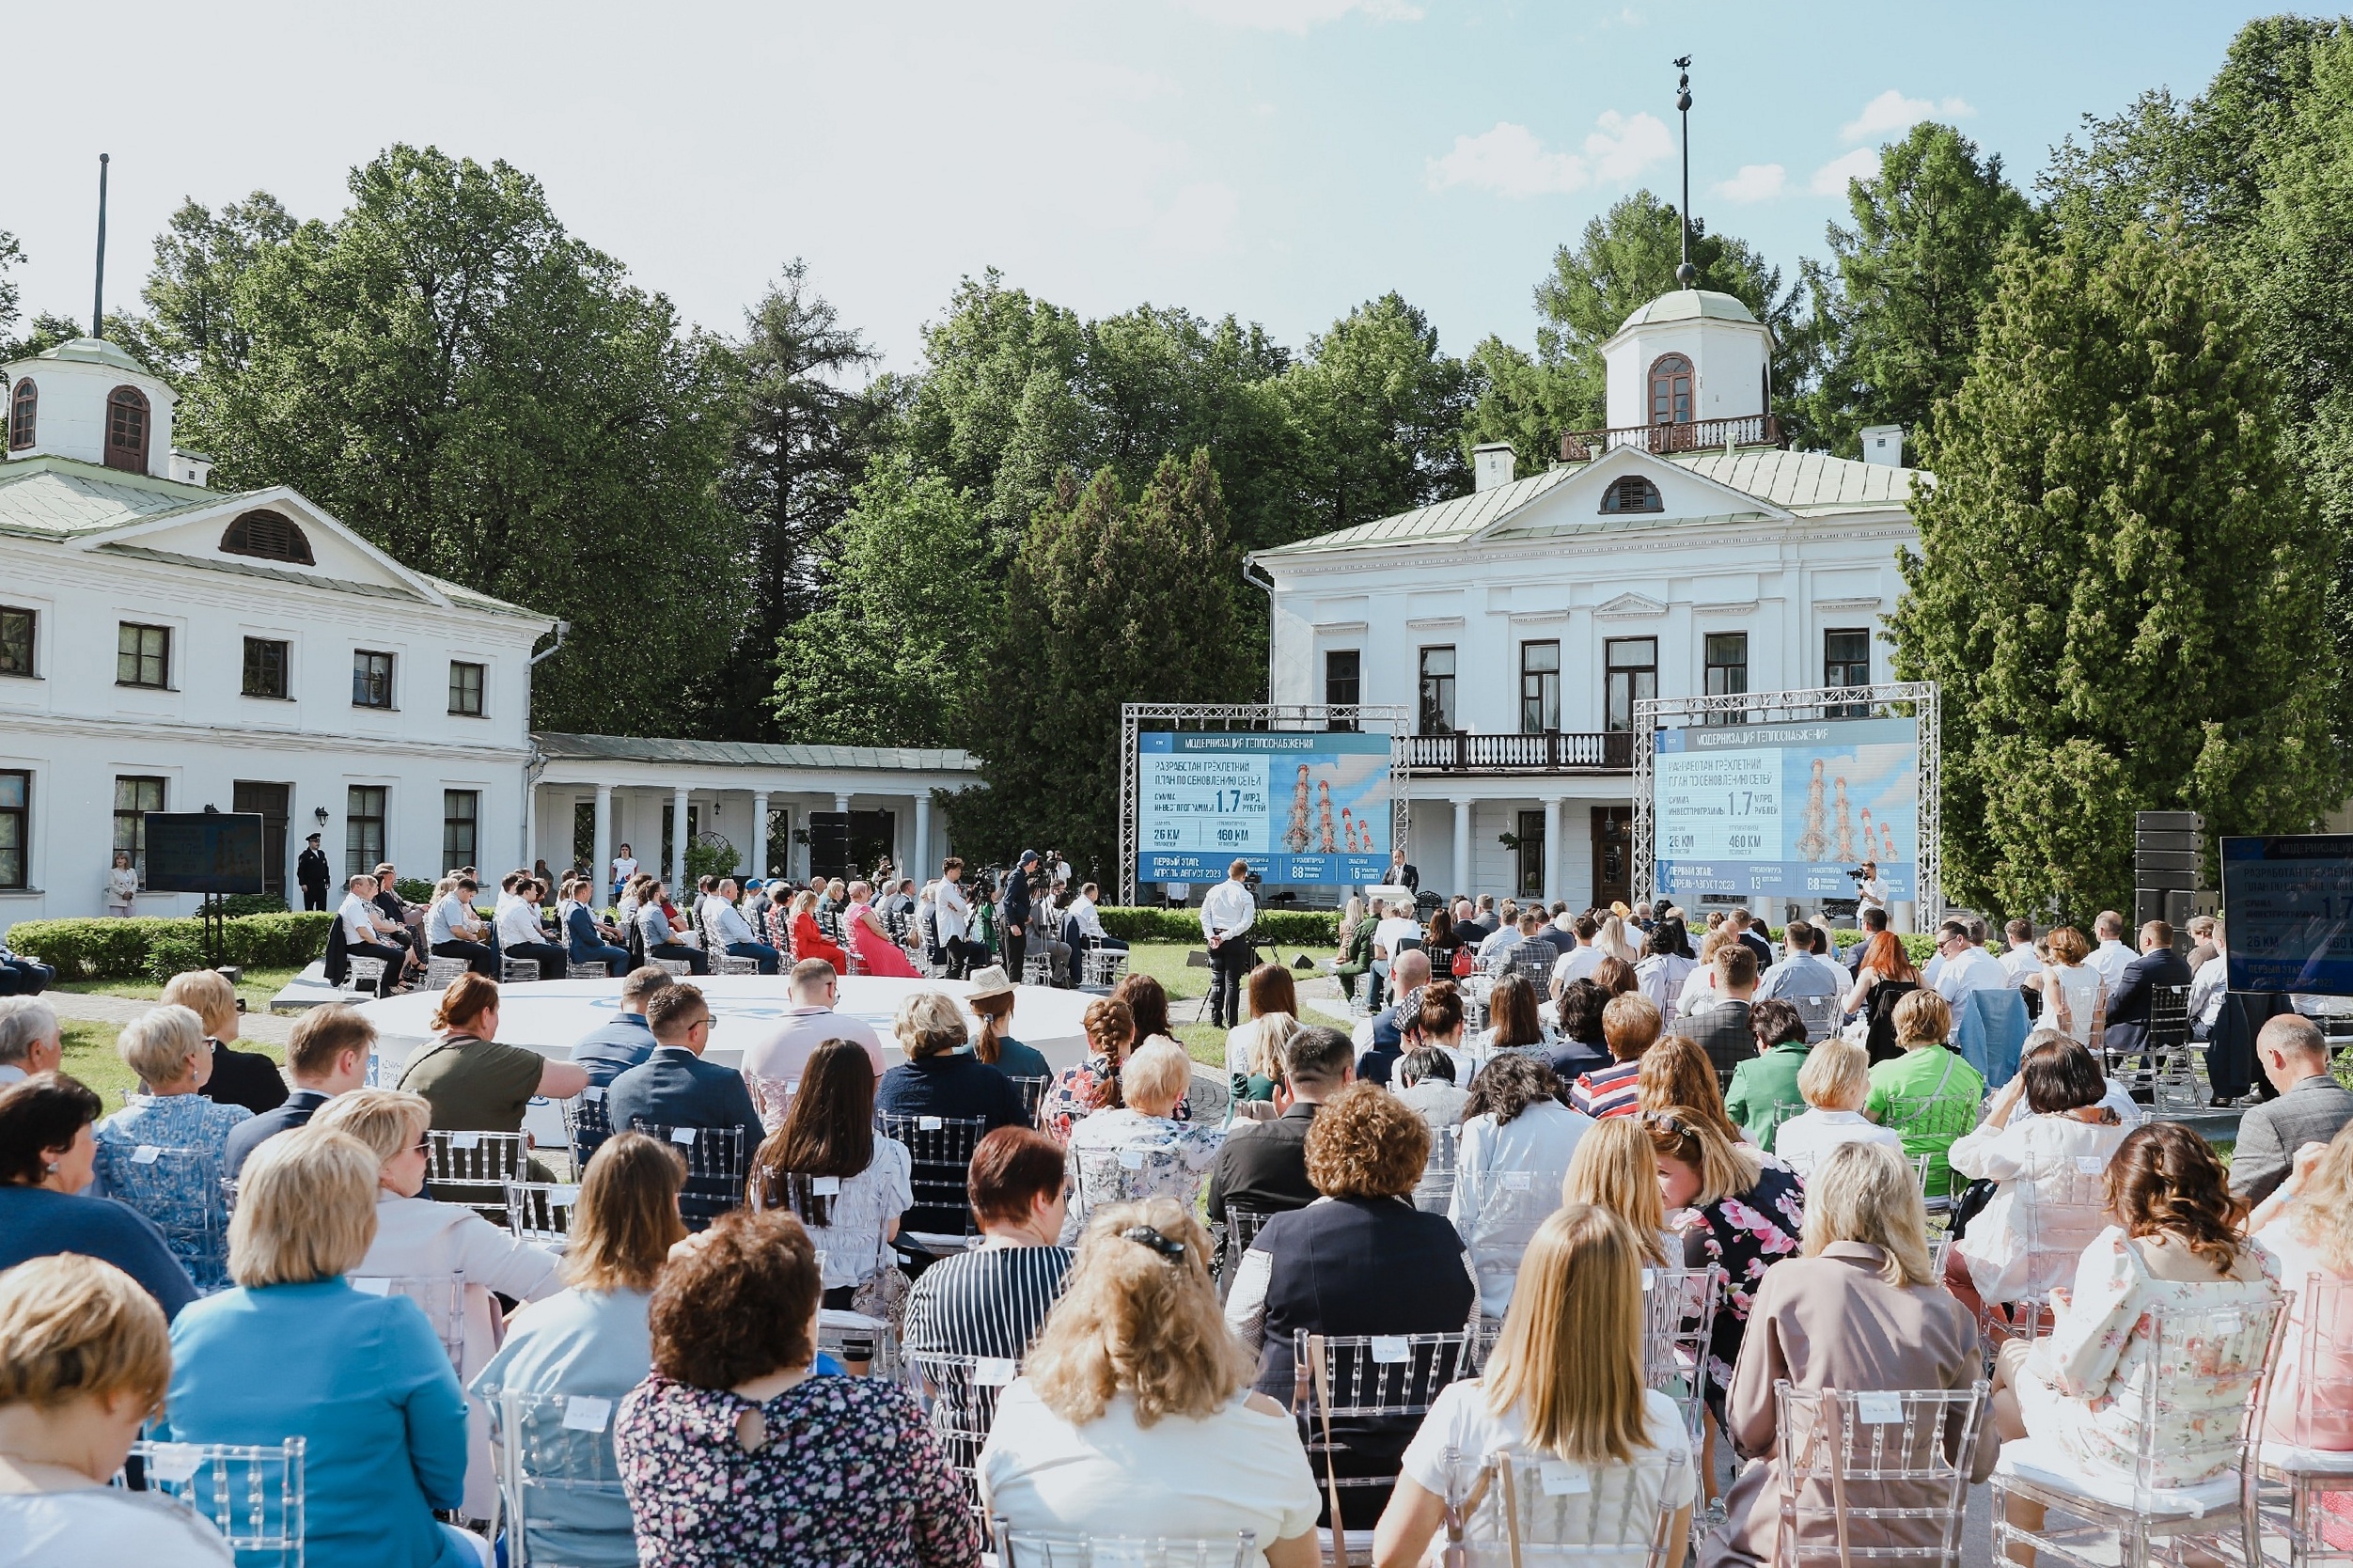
[1599, 475, 1663, 514]
[1648, 353, 1693, 426]
[219, 510, 316, 565]
[104, 386, 150, 473]
[6, 379, 33, 451]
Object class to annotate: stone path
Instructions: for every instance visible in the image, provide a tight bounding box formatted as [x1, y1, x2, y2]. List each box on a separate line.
[44, 991, 298, 1047]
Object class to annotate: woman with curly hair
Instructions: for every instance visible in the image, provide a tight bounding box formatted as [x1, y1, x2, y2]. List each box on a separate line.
[1450, 1054, 1592, 1320]
[1991, 1121, 2278, 1488]
[980, 1198, 1320, 1565]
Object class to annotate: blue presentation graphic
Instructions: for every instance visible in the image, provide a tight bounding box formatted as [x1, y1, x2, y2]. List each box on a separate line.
[2222, 836, 2353, 997]
[1654, 717, 1921, 903]
[1137, 730, 1393, 886]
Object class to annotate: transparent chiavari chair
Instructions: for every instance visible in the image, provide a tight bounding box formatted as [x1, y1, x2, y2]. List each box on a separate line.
[622, 1121, 747, 1231]
[1772, 1382, 1987, 1567]
[426, 1128, 528, 1221]
[119, 1437, 306, 1567]
[492, 1389, 631, 1568]
[1436, 1444, 1690, 1567]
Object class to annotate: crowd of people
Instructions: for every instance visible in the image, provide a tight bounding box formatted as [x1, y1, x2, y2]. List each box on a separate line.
[1, 876, 2349, 1568]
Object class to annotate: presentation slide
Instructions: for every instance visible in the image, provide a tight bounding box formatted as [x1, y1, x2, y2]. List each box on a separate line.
[2221, 835, 2353, 997]
[1137, 730, 1392, 886]
[1654, 716, 1920, 903]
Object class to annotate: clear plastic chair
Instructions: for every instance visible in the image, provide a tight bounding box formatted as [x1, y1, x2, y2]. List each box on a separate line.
[1291, 1330, 1476, 1534]
[500, 957, 541, 984]
[347, 955, 387, 993]
[1771, 1381, 1987, 1566]
[1641, 1265, 1722, 1448]
[990, 1518, 1257, 1567]
[1992, 1296, 2283, 1568]
[712, 953, 761, 976]
[561, 1085, 614, 1166]
[505, 1181, 580, 1245]
[120, 1436, 306, 1566]
[1414, 1124, 1462, 1215]
[426, 1128, 528, 1221]
[348, 1270, 468, 1370]
[877, 1111, 989, 1253]
[421, 956, 471, 990]
[910, 1352, 1021, 1516]
[1792, 994, 1843, 1043]
[1007, 1074, 1053, 1122]
[1983, 1156, 2111, 1346]
[492, 1389, 631, 1568]
[651, 957, 692, 979]
[1452, 1164, 1572, 1316]
[623, 1121, 746, 1231]
[565, 960, 608, 980]
[817, 1306, 901, 1380]
[1021, 952, 1055, 986]
[1436, 1443, 1691, 1567]
[2258, 1274, 2353, 1566]
[1215, 1204, 1277, 1297]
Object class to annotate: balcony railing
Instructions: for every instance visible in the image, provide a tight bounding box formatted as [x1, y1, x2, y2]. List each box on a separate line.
[1558, 414, 1782, 463]
[1405, 730, 1635, 775]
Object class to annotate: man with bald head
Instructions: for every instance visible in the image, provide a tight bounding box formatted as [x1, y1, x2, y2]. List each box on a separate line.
[2230, 1014, 2353, 1204]
[1361, 948, 1433, 1058]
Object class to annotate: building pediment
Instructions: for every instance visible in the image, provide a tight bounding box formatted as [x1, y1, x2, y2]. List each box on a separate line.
[71, 486, 457, 608]
[1463, 446, 1794, 548]
[1594, 591, 1668, 619]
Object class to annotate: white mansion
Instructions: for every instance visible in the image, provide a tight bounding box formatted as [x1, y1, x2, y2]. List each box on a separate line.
[1251, 288, 1921, 912]
[0, 337, 975, 921]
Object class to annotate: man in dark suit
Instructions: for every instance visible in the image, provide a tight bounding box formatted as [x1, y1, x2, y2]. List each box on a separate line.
[1456, 896, 1498, 944]
[1387, 850, 1419, 894]
[295, 833, 331, 912]
[569, 965, 675, 1087]
[2103, 919, 2194, 1058]
[1844, 905, 1890, 974]
[224, 1005, 372, 1177]
[1357, 951, 1431, 1085]
[2229, 1014, 2353, 1204]
[1206, 1026, 1354, 1269]
[1686, 944, 1760, 1088]
[605, 983, 765, 1163]
[1732, 908, 1775, 974]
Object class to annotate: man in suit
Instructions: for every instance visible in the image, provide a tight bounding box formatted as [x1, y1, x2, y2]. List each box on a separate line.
[1206, 1026, 1354, 1264]
[569, 965, 676, 1087]
[1457, 895, 1498, 944]
[296, 833, 331, 912]
[2229, 1014, 2353, 1204]
[605, 983, 765, 1161]
[1387, 849, 1420, 894]
[1686, 944, 1760, 1087]
[225, 1005, 372, 1177]
[1356, 950, 1432, 1083]
[1730, 908, 1775, 974]
[2104, 919, 2194, 1058]
[1843, 905, 1890, 973]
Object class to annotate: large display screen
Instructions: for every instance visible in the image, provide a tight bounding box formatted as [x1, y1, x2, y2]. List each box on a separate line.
[143, 812, 267, 896]
[1137, 730, 1393, 886]
[2221, 835, 2353, 996]
[1654, 716, 1920, 903]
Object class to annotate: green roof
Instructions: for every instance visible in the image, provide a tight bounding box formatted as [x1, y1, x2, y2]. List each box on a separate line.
[534, 732, 981, 774]
[6, 337, 160, 376]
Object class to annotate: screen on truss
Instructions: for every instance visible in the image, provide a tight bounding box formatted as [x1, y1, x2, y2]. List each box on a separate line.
[2220, 836, 2353, 997]
[142, 812, 267, 896]
[1653, 716, 1920, 904]
[1137, 730, 1393, 886]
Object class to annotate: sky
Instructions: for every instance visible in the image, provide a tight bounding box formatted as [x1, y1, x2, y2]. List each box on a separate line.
[2, 0, 2293, 374]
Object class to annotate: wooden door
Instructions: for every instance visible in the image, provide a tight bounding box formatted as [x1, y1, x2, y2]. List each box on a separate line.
[1591, 807, 1632, 910]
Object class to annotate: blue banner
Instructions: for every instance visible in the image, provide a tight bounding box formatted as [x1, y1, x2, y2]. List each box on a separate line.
[1654, 717, 1920, 903]
[2222, 836, 2353, 997]
[1137, 730, 1393, 886]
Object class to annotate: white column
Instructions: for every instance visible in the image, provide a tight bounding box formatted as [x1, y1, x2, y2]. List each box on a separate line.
[750, 791, 770, 878]
[592, 784, 612, 897]
[1543, 795, 1565, 905]
[669, 786, 689, 890]
[834, 792, 851, 814]
[1451, 797, 1475, 897]
[914, 793, 933, 883]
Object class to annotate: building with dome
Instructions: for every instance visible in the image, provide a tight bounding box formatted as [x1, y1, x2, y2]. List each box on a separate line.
[1249, 288, 1922, 911]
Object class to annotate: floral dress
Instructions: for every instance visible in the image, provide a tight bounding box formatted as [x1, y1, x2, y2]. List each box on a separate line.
[614, 1372, 980, 1568]
[1038, 1054, 1192, 1144]
[91, 1092, 252, 1292]
[1679, 1163, 1806, 1410]
[1059, 1109, 1225, 1242]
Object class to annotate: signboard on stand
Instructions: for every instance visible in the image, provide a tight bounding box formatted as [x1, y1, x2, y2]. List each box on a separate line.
[1136, 730, 1395, 886]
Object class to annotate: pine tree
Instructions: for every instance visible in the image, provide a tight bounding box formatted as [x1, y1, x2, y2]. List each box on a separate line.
[1890, 221, 2341, 919]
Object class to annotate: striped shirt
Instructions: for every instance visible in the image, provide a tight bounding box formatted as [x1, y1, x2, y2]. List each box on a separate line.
[902, 1244, 1075, 1360]
[1571, 1059, 1642, 1120]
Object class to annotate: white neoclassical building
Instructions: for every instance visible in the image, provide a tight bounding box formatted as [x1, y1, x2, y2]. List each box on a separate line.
[1250, 288, 1922, 911]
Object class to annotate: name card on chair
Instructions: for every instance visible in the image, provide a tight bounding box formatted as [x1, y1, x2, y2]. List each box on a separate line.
[1119, 1149, 1146, 1170]
[563, 1395, 613, 1433]
[670, 1127, 698, 1146]
[1501, 1171, 1531, 1192]
[1856, 1392, 1905, 1425]
[582, 1087, 606, 1103]
[2074, 1155, 2105, 1175]
[919, 1116, 944, 1131]
[1370, 1336, 1410, 1364]
[144, 1443, 206, 1485]
[976, 1357, 1018, 1387]
[452, 1132, 481, 1150]
[352, 1277, 392, 1295]
[1539, 1461, 1590, 1496]
[811, 1176, 841, 1196]
[131, 1145, 161, 1165]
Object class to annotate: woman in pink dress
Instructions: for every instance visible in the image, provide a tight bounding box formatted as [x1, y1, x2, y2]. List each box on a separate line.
[844, 880, 918, 978]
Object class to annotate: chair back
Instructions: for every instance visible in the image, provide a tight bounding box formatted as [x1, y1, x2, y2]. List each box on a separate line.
[1415, 1123, 1463, 1215]
[624, 1121, 747, 1230]
[745, 1072, 797, 1135]
[493, 1389, 630, 1568]
[876, 1111, 990, 1238]
[991, 1519, 1258, 1567]
[1436, 1444, 1690, 1567]
[561, 1085, 614, 1165]
[501, 956, 541, 984]
[651, 958, 692, 979]
[712, 953, 761, 976]
[1641, 1265, 1722, 1447]
[818, 1306, 901, 1380]
[1514, 954, 1556, 989]
[2124, 1295, 2282, 1496]
[505, 1181, 581, 1245]
[422, 955, 470, 991]
[2274, 1273, 2353, 1455]
[567, 959, 609, 980]
[2008, 1153, 2114, 1309]
[1793, 993, 1843, 1043]
[911, 1352, 1021, 1513]
[426, 1128, 528, 1220]
[105, 1132, 231, 1290]
[1293, 1330, 1474, 1526]
[1006, 1074, 1053, 1121]
[1215, 1204, 1278, 1296]
[1770, 1381, 1988, 1567]
[1071, 1143, 1167, 1211]
[349, 1271, 467, 1369]
[120, 1437, 306, 1566]
[1455, 1164, 1574, 1309]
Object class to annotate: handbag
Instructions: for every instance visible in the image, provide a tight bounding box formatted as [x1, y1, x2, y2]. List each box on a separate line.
[1452, 946, 1477, 979]
[1945, 1178, 1998, 1241]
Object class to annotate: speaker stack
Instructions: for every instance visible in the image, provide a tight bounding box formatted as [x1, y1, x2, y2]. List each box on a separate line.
[2134, 810, 2215, 954]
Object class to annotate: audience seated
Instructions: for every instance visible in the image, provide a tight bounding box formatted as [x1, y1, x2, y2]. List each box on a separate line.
[703, 877, 781, 974]
[783, 890, 848, 972]
[903, 1127, 1075, 1358]
[1392, 1045, 1468, 1133]
[1571, 993, 1665, 1119]
[980, 1199, 1320, 1565]
[1109, 972, 1182, 1051]
[748, 1040, 911, 1319]
[1990, 1122, 2276, 1492]
[0, 931, 56, 997]
[1332, 904, 1376, 1005]
[1398, 981, 1472, 1086]
[606, 983, 763, 1169]
[842, 880, 920, 979]
[1943, 1035, 2126, 1324]
[1756, 917, 1844, 1006]
[559, 877, 634, 974]
[2248, 1121, 2353, 1456]
[315, 1088, 563, 1519]
[0, 1074, 196, 1318]
[965, 967, 1054, 1085]
[0, 997, 62, 1087]
[1039, 998, 1141, 1144]
[876, 992, 1030, 1190]
[1063, 1041, 1223, 1243]
[1721, 998, 1811, 1151]
[163, 1128, 481, 1568]
[1208, 1025, 1356, 1245]
[738, 959, 886, 1129]
[614, 1209, 979, 1567]
[0, 1254, 234, 1562]
[428, 876, 498, 979]
[1375, 1206, 1697, 1568]
[567, 966, 675, 1090]
[1842, 930, 1923, 1065]
[339, 873, 416, 997]
[1636, 915, 1700, 1025]
[1638, 1035, 1750, 1148]
[398, 976, 588, 1153]
[1451, 1054, 1592, 1320]
[162, 968, 287, 1119]
[1686, 945, 1762, 1087]
[1864, 991, 1984, 1200]
[1357, 950, 1432, 1068]
[1231, 1009, 1299, 1109]
[633, 880, 707, 976]
[1704, 1142, 1992, 1568]
[2026, 925, 2104, 1053]
[470, 1133, 688, 1568]
[1475, 973, 1551, 1066]
[90, 1006, 250, 1292]
[1227, 964, 1301, 1092]
[1563, 1115, 1680, 1266]
[1770, 1037, 1904, 1182]
[2230, 1013, 2353, 1207]
[225, 1003, 374, 1177]
[1649, 1109, 1804, 1416]
[1546, 978, 1613, 1085]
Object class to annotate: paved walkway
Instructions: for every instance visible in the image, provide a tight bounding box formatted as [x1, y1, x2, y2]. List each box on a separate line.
[45, 991, 298, 1046]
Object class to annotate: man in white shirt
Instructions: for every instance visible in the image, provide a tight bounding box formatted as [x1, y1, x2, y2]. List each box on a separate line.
[0, 997, 61, 1085]
[739, 959, 886, 1086]
[337, 872, 410, 997]
[1929, 917, 2008, 1006]
[708, 877, 781, 973]
[1066, 882, 1127, 955]
[2189, 920, 2229, 1037]
[1550, 914, 1604, 990]
[2086, 910, 2134, 993]
[1200, 858, 1258, 1028]
[496, 876, 573, 980]
[933, 856, 985, 978]
[1998, 917, 2042, 984]
[1757, 918, 1845, 1002]
[1853, 860, 1887, 918]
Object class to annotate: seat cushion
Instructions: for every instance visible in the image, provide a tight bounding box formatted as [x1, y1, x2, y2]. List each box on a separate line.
[2260, 1441, 2353, 1477]
[1994, 1437, 2242, 1518]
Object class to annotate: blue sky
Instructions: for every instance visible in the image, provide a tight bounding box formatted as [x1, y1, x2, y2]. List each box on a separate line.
[3, 1, 2290, 373]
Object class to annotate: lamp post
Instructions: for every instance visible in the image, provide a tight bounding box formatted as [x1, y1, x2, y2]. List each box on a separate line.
[1672, 57, 1695, 290]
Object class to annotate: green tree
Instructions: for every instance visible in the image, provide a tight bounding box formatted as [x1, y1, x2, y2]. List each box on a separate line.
[141, 194, 298, 383]
[1890, 222, 2341, 919]
[1278, 291, 1472, 533]
[949, 450, 1254, 877]
[167, 146, 749, 736]
[0, 229, 22, 344]
[1801, 123, 2039, 461]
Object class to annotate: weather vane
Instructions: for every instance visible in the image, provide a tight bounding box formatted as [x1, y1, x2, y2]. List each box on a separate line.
[1672, 57, 1695, 290]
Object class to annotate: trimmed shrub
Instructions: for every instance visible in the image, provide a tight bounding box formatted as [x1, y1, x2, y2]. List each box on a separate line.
[219, 893, 289, 918]
[1097, 907, 1341, 947]
[143, 931, 206, 986]
[7, 913, 338, 981]
[394, 878, 437, 905]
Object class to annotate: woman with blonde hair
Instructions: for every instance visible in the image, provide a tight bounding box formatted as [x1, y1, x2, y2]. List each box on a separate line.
[1375, 1205, 1696, 1568]
[1771, 1035, 1904, 1181]
[161, 967, 286, 1117]
[980, 1198, 1321, 1565]
[1226, 964, 1301, 1101]
[1863, 989, 1984, 1200]
[90, 1004, 250, 1292]
[1063, 1041, 1224, 1241]
[1562, 1115, 1676, 1267]
[0, 1254, 231, 1561]
[1593, 913, 1641, 967]
[2251, 1119, 2353, 1456]
[784, 886, 847, 970]
[1703, 1142, 1989, 1567]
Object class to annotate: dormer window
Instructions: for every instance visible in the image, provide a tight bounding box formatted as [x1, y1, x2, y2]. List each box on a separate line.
[1648, 354, 1693, 426]
[105, 386, 149, 473]
[1600, 475, 1663, 514]
[7, 380, 33, 450]
[220, 510, 316, 565]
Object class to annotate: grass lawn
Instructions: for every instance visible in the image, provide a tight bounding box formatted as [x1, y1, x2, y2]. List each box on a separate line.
[1119, 940, 1338, 1070]
[55, 966, 306, 1014]
[55, 1017, 286, 1108]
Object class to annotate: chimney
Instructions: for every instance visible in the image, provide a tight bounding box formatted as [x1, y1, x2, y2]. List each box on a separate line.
[170, 448, 212, 488]
[1859, 425, 1904, 467]
[1472, 442, 1515, 492]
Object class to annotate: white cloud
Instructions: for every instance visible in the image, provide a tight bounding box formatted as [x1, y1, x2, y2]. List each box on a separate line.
[1841, 88, 1976, 143]
[1811, 148, 1881, 195]
[1174, 0, 1421, 32]
[1427, 111, 1671, 198]
[1713, 163, 1786, 203]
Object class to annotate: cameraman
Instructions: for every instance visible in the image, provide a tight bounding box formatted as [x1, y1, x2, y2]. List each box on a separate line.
[1201, 857, 1258, 1029]
[1853, 858, 1888, 920]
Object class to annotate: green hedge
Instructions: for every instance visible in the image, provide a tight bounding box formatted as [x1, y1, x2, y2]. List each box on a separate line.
[6, 913, 338, 981]
[1098, 907, 1341, 946]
